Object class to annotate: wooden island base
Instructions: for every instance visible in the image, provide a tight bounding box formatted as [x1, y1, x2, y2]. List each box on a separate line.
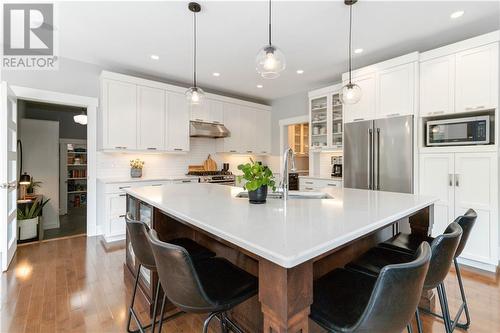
[125, 197, 435, 333]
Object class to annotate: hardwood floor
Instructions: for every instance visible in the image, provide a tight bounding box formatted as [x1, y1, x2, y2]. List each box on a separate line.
[1, 236, 499, 333]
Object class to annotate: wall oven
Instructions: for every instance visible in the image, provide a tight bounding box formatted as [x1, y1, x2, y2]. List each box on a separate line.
[426, 115, 491, 146]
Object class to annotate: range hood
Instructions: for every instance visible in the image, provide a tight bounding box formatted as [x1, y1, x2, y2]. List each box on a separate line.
[190, 121, 230, 138]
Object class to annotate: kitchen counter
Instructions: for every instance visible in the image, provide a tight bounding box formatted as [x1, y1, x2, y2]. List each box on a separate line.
[97, 175, 198, 184]
[299, 174, 342, 181]
[125, 183, 436, 268]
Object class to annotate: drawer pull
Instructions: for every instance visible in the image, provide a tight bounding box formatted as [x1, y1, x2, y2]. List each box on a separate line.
[246, 150, 253, 153]
[119, 214, 126, 218]
[119, 194, 126, 197]
[119, 186, 131, 189]
[229, 150, 237, 153]
[182, 180, 192, 183]
[327, 183, 337, 187]
[386, 113, 400, 117]
[115, 146, 127, 149]
[147, 147, 157, 150]
[151, 184, 162, 187]
[432, 111, 445, 115]
[353, 118, 365, 122]
[173, 148, 183, 151]
[305, 187, 314, 190]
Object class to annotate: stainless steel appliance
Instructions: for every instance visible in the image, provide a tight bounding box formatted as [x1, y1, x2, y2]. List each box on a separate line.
[426, 115, 490, 146]
[187, 171, 235, 185]
[344, 115, 413, 193]
[288, 172, 299, 191]
[190, 121, 230, 138]
[331, 156, 343, 177]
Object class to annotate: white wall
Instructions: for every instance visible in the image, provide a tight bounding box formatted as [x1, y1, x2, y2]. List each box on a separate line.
[270, 92, 309, 155]
[20, 119, 60, 229]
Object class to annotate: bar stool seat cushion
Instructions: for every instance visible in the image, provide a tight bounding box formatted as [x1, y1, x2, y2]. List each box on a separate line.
[311, 268, 377, 332]
[379, 233, 433, 255]
[170, 237, 215, 261]
[346, 246, 414, 277]
[193, 257, 258, 312]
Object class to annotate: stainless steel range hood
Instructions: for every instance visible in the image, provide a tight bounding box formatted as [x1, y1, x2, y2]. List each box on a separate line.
[189, 121, 230, 138]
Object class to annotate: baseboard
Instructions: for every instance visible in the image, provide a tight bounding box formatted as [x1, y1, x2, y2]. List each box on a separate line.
[457, 257, 498, 273]
[103, 233, 125, 244]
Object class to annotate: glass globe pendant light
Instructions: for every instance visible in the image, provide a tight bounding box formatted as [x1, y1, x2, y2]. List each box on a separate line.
[186, 2, 205, 106]
[73, 110, 87, 125]
[340, 0, 362, 105]
[255, 0, 286, 79]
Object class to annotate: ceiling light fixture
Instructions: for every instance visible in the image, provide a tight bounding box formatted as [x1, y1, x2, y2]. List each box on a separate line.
[185, 2, 205, 106]
[255, 0, 286, 79]
[296, 69, 304, 74]
[450, 10, 464, 19]
[73, 110, 87, 125]
[340, 0, 362, 105]
[150, 54, 159, 60]
[256, 84, 263, 88]
[354, 48, 363, 54]
[212, 72, 220, 77]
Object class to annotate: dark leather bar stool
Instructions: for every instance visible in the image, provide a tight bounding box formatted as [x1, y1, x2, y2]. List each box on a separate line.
[379, 209, 477, 329]
[146, 229, 258, 333]
[125, 214, 215, 333]
[346, 222, 463, 333]
[310, 243, 431, 333]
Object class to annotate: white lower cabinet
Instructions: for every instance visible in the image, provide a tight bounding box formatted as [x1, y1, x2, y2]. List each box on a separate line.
[98, 179, 197, 243]
[299, 178, 342, 191]
[419, 152, 498, 268]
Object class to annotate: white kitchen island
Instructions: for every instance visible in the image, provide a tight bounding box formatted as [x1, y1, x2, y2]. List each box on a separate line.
[125, 183, 437, 333]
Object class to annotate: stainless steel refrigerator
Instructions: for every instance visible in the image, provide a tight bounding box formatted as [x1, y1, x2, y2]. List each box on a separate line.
[344, 115, 413, 193]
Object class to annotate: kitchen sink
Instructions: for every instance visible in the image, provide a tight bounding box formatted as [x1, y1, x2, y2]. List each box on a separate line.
[236, 190, 333, 200]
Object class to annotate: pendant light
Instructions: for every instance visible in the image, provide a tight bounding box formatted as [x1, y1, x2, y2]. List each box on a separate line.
[186, 2, 205, 105]
[255, 0, 286, 79]
[340, 0, 362, 105]
[74, 110, 87, 125]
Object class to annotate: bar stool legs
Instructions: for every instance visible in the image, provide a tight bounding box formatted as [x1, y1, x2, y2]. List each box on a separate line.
[127, 264, 146, 333]
[454, 259, 471, 329]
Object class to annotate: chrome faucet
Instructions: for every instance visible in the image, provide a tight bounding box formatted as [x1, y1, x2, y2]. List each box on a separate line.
[280, 147, 297, 200]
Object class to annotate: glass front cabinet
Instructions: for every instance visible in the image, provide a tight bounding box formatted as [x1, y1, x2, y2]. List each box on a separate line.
[309, 85, 344, 151]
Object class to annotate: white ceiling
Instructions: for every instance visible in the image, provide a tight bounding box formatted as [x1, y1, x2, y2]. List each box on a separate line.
[58, 1, 500, 103]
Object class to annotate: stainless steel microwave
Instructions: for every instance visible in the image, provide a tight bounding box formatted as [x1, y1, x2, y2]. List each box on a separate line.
[426, 116, 490, 146]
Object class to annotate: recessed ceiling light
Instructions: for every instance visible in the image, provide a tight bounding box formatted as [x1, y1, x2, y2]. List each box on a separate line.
[256, 84, 263, 89]
[150, 54, 159, 60]
[212, 72, 220, 77]
[354, 48, 364, 54]
[296, 69, 304, 74]
[450, 10, 464, 19]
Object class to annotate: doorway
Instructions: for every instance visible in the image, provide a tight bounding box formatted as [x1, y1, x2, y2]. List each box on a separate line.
[17, 100, 88, 242]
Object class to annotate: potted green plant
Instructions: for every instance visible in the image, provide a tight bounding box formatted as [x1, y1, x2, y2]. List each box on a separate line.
[17, 199, 50, 240]
[237, 159, 276, 204]
[130, 159, 145, 178]
[26, 178, 42, 194]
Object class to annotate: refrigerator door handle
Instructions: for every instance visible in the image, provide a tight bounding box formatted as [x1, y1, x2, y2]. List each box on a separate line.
[368, 128, 373, 189]
[376, 128, 381, 190]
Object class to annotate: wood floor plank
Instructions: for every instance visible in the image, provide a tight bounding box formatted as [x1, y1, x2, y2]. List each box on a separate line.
[1, 235, 499, 333]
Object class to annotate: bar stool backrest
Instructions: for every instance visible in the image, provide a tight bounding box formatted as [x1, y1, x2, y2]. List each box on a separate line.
[146, 229, 215, 313]
[425, 222, 462, 289]
[125, 213, 156, 270]
[454, 209, 477, 258]
[352, 243, 431, 333]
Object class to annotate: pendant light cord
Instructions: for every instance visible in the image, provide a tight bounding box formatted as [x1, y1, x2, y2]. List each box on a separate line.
[268, 0, 272, 46]
[193, 10, 197, 87]
[348, 4, 353, 84]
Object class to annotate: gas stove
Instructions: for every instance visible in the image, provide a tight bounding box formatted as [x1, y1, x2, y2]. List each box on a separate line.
[186, 171, 235, 185]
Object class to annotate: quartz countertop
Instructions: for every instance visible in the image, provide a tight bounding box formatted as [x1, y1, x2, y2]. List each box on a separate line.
[299, 175, 343, 181]
[97, 175, 198, 184]
[124, 184, 437, 268]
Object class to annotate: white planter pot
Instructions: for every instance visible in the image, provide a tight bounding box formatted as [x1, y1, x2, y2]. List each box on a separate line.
[18, 217, 38, 240]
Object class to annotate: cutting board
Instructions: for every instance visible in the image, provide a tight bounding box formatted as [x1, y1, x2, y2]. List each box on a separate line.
[188, 165, 205, 172]
[203, 154, 217, 171]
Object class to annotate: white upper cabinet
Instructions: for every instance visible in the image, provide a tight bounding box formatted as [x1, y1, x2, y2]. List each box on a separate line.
[217, 103, 241, 153]
[209, 100, 224, 124]
[377, 63, 415, 117]
[102, 79, 138, 150]
[343, 73, 376, 123]
[420, 55, 455, 116]
[256, 110, 271, 154]
[137, 86, 165, 151]
[240, 107, 257, 154]
[190, 102, 209, 122]
[166, 92, 190, 152]
[455, 43, 499, 113]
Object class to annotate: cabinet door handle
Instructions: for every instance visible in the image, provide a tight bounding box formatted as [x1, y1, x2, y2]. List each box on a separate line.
[432, 111, 445, 115]
[229, 150, 237, 153]
[305, 187, 314, 190]
[353, 118, 365, 122]
[173, 148, 183, 151]
[119, 186, 131, 189]
[455, 174, 460, 187]
[151, 184, 162, 187]
[119, 214, 126, 218]
[119, 194, 126, 197]
[115, 146, 127, 149]
[261, 151, 268, 154]
[448, 174, 453, 187]
[327, 183, 337, 187]
[386, 113, 400, 117]
[305, 181, 313, 184]
[181, 180, 192, 183]
[147, 147, 157, 150]
[246, 150, 253, 153]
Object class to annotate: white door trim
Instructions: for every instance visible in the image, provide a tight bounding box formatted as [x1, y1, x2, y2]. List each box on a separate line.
[278, 115, 309, 176]
[11, 86, 99, 237]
